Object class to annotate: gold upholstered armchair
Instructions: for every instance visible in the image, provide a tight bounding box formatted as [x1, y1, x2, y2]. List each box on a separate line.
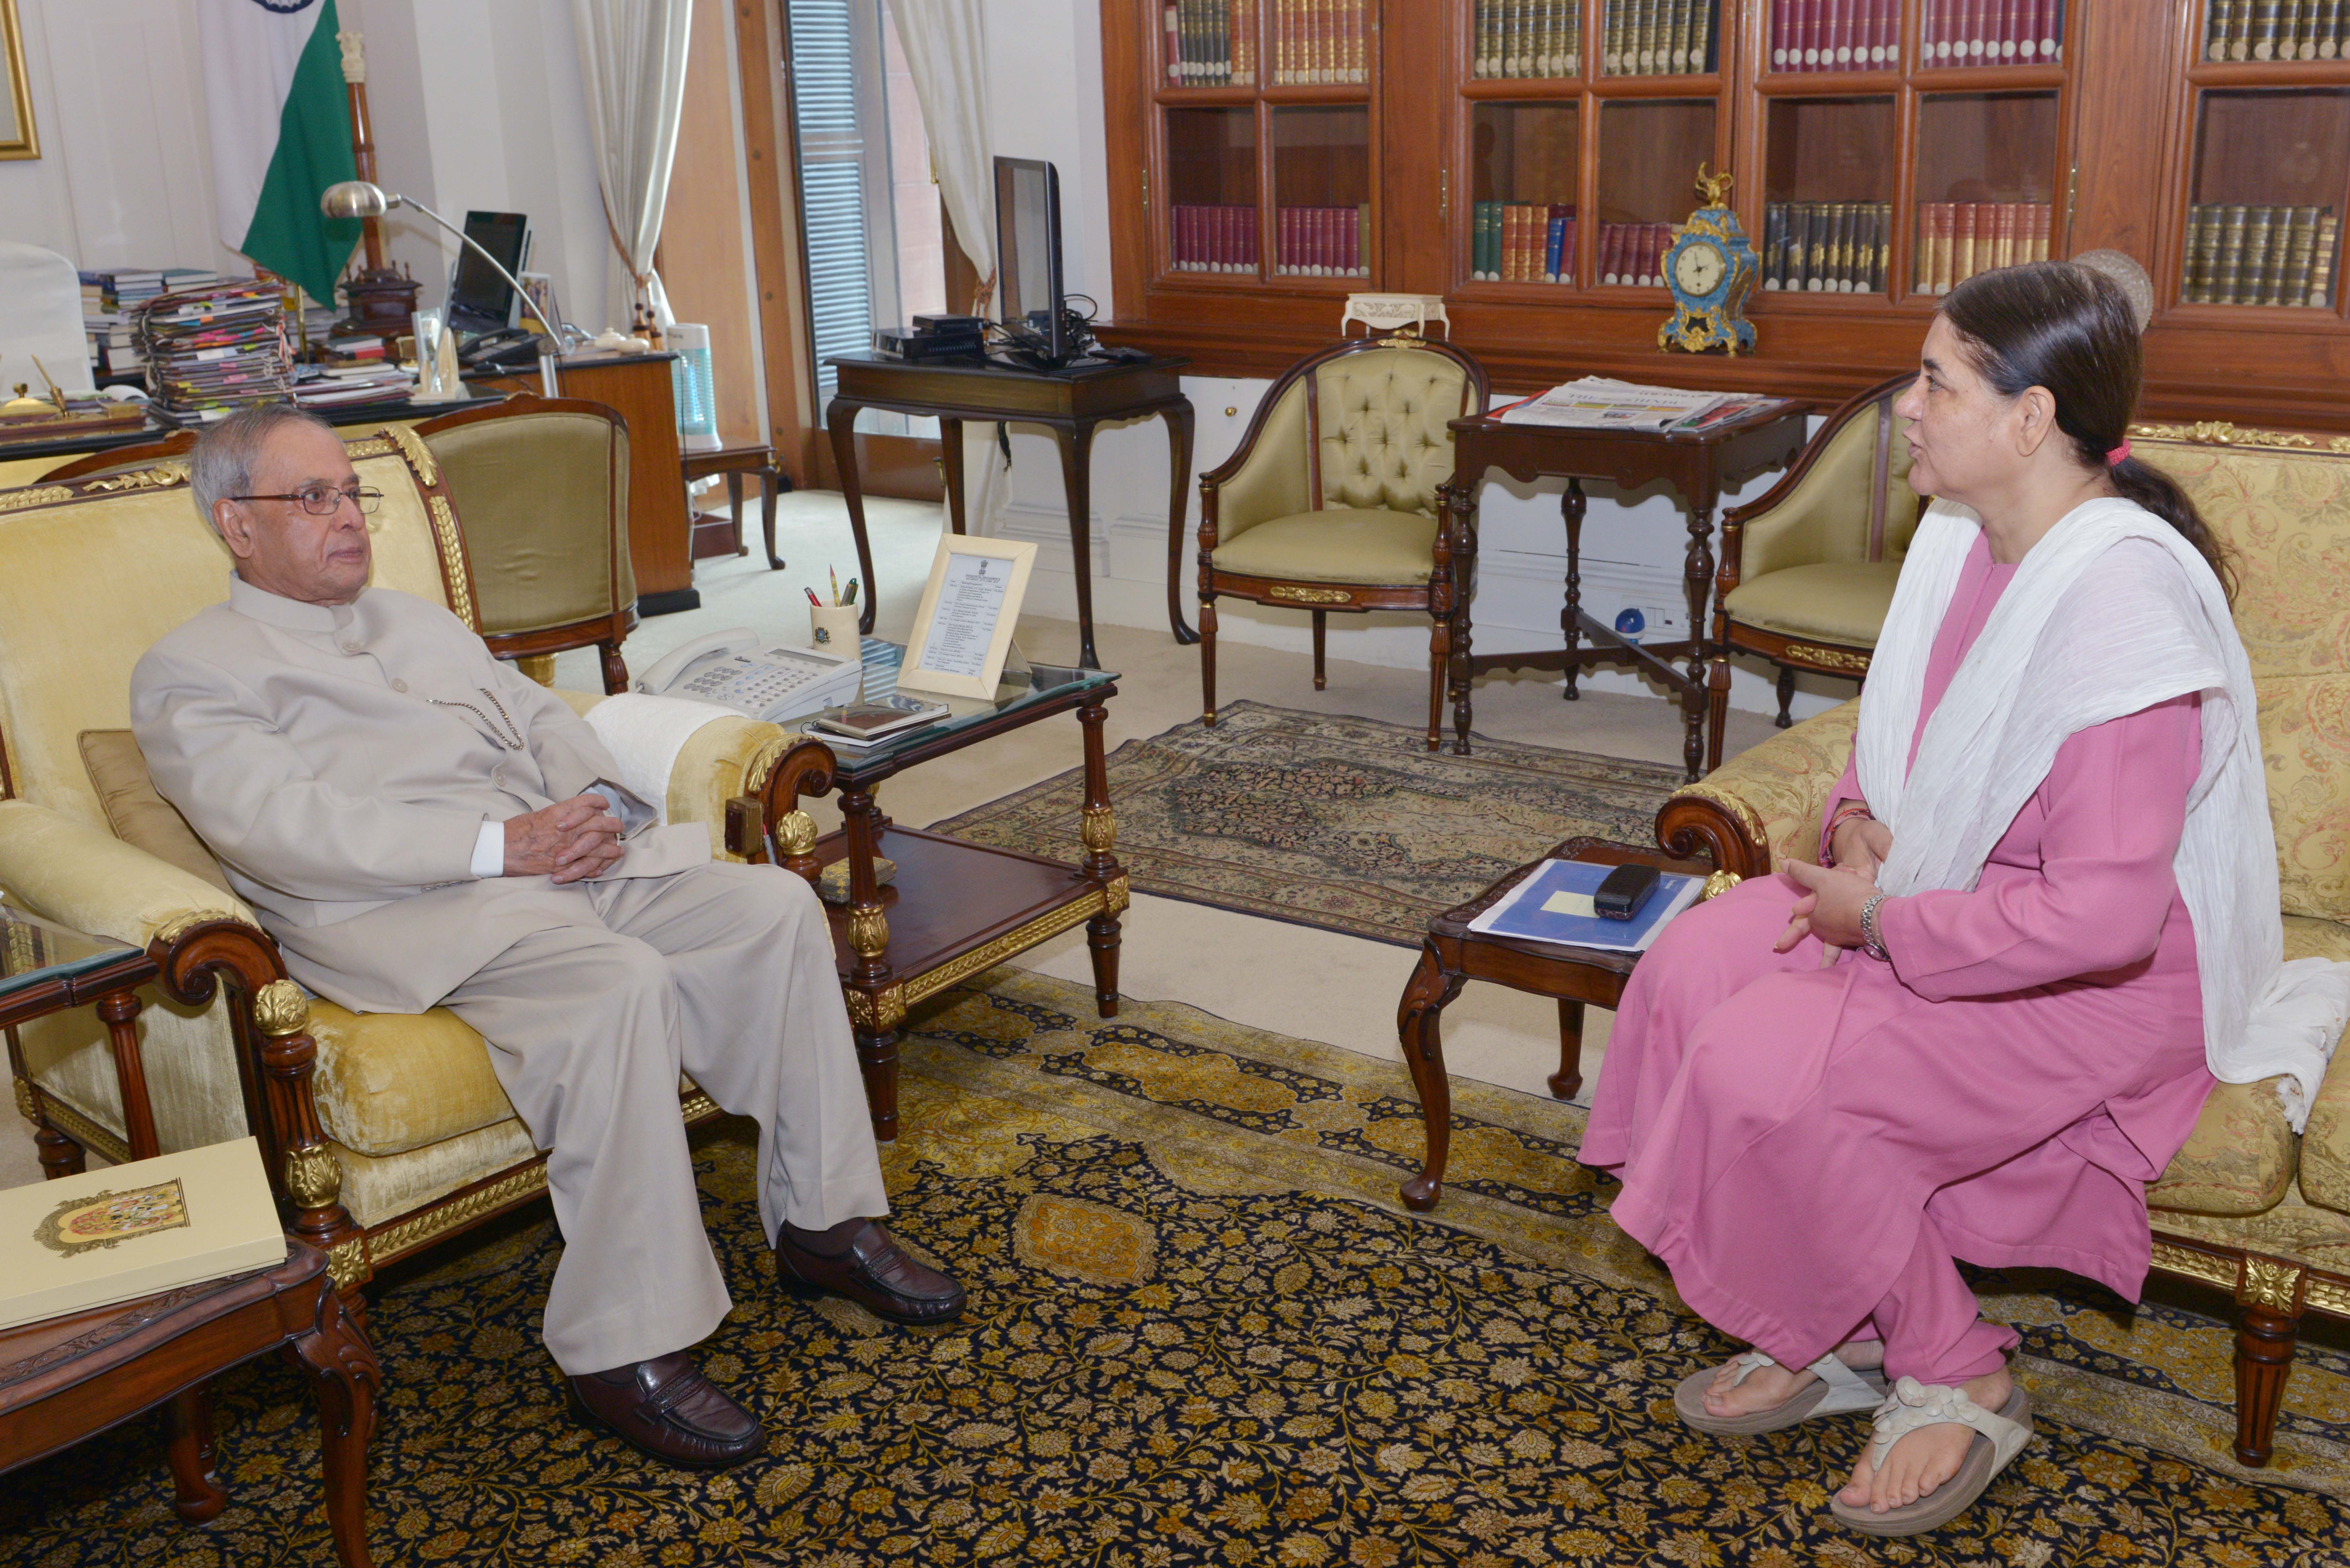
[0, 430, 831, 1312]
[1660, 423, 2350, 1470]
[1704, 373, 1919, 773]
[417, 393, 637, 694]
[1197, 336, 1489, 750]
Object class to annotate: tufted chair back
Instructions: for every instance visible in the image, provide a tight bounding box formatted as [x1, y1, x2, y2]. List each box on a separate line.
[1313, 342, 1481, 517]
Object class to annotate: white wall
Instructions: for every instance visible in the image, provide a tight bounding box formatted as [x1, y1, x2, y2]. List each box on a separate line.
[958, 0, 1836, 721]
[0, 0, 615, 336]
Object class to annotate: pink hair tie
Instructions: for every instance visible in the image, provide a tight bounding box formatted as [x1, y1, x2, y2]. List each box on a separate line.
[2106, 441, 2131, 467]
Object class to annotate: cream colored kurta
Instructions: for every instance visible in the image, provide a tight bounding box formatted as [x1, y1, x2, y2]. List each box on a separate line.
[130, 578, 888, 1373]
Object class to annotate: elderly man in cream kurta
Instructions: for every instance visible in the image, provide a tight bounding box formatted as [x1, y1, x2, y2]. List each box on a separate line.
[131, 406, 962, 1471]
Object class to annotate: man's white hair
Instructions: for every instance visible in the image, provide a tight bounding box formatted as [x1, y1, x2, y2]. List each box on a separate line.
[189, 403, 340, 533]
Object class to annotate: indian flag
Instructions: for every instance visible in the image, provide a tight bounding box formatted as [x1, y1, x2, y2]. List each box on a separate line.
[198, 0, 361, 305]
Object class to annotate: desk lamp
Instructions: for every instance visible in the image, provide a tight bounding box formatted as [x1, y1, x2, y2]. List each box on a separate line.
[319, 181, 588, 352]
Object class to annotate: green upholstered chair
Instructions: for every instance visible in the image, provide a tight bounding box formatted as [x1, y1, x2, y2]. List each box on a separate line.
[1705, 373, 1919, 773]
[416, 393, 638, 694]
[1196, 336, 1489, 751]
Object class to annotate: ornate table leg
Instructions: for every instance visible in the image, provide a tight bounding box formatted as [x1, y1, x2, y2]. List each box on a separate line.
[939, 416, 967, 535]
[1445, 482, 1477, 755]
[761, 461, 785, 570]
[288, 1276, 383, 1568]
[1055, 420, 1103, 670]
[33, 1119, 84, 1179]
[166, 1387, 227, 1521]
[1077, 698, 1123, 1018]
[1396, 943, 1466, 1212]
[1681, 496, 1717, 782]
[100, 989, 159, 1160]
[1162, 400, 1199, 644]
[826, 397, 881, 635]
[840, 786, 900, 1141]
[1550, 999, 1584, 1101]
[1561, 479, 1587, 701]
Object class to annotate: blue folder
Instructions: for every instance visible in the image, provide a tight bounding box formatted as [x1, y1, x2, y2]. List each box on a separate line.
[1468, 858, 1703, 952]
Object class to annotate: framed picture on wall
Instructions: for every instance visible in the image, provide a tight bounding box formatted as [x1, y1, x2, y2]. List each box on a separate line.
[0, 0, 35, 161]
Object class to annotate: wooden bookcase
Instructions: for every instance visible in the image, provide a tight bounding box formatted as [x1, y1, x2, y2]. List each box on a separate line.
[1102, 2, 2350, 431]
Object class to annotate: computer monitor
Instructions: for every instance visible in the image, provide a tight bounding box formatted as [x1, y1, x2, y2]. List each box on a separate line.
[446, 210, 531, 338]
[994, 158, 1067, 364]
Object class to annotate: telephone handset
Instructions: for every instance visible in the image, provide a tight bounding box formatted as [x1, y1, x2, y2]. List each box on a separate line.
[633, 628, 865, 723]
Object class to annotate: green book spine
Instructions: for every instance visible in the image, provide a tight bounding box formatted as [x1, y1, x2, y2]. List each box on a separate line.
[1836, 202, 1858, 291]
[2237, 207, 2275, 305]
[2323, 0, 2345, 57]
[1600, 0, 1618, 71]
[2230, 0, 2253, 55]
[2309, 212, 2340, 305]
[1482, 202, 1501, 279]
[2184, 205, 2211, 303]
[2250, 0, 2282, 57]
[1794, 203, 1818, 290]
[1212, 0, 1227, 81]
[1675, 0, 1700, 71]
[1761, 202, 1784, 288]
[2215, 205, 2249, 304]
[2284, 205, 2321, 304]
[2209, 0, 2234, 59]
[2197, 203, 2225, 301]
[1536, 0, 1555, 74]
[1473, 0, 1490, 76]
[1690, 0, 1713, 71]
[1506, 0, 1525, 76]
[1636, 0, 1660, 74]
[2294, 0, 2320, 56]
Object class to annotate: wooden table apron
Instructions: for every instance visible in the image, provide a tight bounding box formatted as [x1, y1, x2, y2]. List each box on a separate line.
[1439, 408, 1808, 781]
[823, 355, 1196, 669]
[787, 681, 1128, 1143]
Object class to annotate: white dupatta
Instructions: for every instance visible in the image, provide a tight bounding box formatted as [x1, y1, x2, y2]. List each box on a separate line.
[1856, 497, 2350, 1129]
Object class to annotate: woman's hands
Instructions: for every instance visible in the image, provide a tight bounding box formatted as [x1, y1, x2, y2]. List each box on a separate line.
[1774, 859, 1880, 954]
[1830, 813, 1894, 879]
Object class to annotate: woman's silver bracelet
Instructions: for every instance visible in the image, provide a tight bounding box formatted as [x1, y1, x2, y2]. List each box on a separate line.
[1860, 891, 1890, 961]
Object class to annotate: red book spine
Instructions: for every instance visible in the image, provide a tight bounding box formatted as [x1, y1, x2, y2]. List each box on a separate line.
[1771, 0, 1790, 69]
[2043, 0, 2062, 61]
[1318, 207, 1334, 274]
[1825, 0, 1851, 69]
[1997, 0, 2018, 59]
[1799, 0, 1822, 69]
[1596, 223, 1617, 283]
[1196, 206, 1212, 270]
[1347, 206, 1361, 273]
[1275, 207, 1289, 271]
[1224, 205, 1240, 270]
[1871, 0, 1893, 64]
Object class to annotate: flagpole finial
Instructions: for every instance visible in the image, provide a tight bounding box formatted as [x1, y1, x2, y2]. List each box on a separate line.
[337, 30, 366, 85]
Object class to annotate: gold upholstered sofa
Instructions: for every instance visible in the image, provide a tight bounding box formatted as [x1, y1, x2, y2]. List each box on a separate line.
[0, 431, 828, 1303]
[1656, 422, 2350, 1469]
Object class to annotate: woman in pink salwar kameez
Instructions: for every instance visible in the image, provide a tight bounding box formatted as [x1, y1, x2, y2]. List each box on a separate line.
[1582, 264, 2256, 1535]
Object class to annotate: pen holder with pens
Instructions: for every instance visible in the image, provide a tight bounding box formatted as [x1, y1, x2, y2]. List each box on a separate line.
[809, 603, 859, 649]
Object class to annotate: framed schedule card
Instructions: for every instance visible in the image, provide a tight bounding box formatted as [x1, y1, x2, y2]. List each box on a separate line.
[897, 535, 1037, 699]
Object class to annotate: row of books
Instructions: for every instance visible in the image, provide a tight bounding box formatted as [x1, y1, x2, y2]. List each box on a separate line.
[1171, 204, 1260, 271]
[80, 268, 223, 376]
[292, 360, 415, 409]
[1163, 1, 1256, 84]
[1762, 202, 1892, 294]
[1769, 0, 1896, 69]
[1915, 201, 2054, 294]
[1471, 1, 1581, 78]
[2205, 1, 2350, 61]
[2183, 204, 2341, 308]
[1273, 206, 1370, 276]
[1470, 202, 1577, 283]
[1771, 2, 2064, 70]
[1595, 223, 1675, 288]
[1602, 0, 1717, 76]
[133, 280, 293, 426]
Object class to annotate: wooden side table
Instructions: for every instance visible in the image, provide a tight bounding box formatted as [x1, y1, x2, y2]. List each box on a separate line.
[823, 352, 1196, 668]
[682, 442, 792, 567]
[1440, 405, 1808, 780]
[1395, 836, 1725, 1213]
[0, 1240, 380, 1568]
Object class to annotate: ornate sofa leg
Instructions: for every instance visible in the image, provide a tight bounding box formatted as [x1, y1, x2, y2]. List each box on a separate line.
[2233, 1255, 2306, 1467]
[1774, 665, 1798, 727]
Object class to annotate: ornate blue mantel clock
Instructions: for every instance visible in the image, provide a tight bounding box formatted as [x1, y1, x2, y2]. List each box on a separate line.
[1659, 166, 1759, 356]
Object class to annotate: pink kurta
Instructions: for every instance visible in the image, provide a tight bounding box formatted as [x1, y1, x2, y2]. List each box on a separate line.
[1582, 534, 2218, 1384]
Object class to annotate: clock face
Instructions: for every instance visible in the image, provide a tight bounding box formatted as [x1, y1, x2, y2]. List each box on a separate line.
[1674, 239, 1727, 298]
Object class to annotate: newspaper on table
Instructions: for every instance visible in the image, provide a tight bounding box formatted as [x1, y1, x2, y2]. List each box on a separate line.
[1497, 376, 1772, 433]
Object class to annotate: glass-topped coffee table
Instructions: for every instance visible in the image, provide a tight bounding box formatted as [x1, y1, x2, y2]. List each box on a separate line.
[749, 644, 1127, 1141]
[1, 906, 162, 1171]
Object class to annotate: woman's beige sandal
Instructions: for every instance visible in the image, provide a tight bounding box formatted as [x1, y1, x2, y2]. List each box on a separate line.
[1673, 1346, 1891, 1435]
[1829, 1376, 2033, 1536]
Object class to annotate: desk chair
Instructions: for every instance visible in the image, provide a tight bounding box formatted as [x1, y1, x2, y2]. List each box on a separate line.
[1197, 336, 1489, 750]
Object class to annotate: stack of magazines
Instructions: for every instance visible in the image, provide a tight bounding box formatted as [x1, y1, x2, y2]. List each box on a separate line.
[134, 280, 293, 426]
[1497, 377, 1791, 433]
[292, 361, 415, 410]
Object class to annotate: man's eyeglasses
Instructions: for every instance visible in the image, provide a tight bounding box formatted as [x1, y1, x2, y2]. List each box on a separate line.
[229, 486, 384, 516]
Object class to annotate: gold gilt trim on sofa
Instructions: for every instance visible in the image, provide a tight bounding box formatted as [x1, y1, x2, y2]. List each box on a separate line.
[0, 485, 73, 514]
[2130, 421, 2350, 454]
[426, 495, 476, 626]
[1667, 781, 1771, 847]
[1784, 643, 1872, 674]
[363, 1163, 550, 1270]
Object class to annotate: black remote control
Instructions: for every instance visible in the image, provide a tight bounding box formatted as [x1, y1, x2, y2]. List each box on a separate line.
[1593, 863, 1661, 921]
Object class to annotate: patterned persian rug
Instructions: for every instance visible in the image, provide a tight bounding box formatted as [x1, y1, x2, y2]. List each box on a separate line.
[926, 701, 1688, 946]
[7, 971, 2350, 1566]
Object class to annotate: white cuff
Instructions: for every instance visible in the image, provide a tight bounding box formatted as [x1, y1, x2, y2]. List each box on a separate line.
[471, 818, 506, 878]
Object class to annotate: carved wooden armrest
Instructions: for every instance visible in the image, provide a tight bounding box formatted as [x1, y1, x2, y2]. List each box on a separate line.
[726, 736, 838, 885]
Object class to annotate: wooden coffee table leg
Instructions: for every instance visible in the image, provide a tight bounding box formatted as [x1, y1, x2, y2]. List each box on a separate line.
[1078, 697, 1123, 1019]
[166, 1386, 227, 1521]
[287, 1280, 383, 1568]
[1550, 999, 1584, 1101]
[841, 786, 901, 1141]
[1396, 943, 1466, 1213]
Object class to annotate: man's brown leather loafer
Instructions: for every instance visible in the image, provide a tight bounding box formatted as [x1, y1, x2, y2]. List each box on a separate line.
[568, 1351, 764, 1469]
[777, 1218, 967, 1325]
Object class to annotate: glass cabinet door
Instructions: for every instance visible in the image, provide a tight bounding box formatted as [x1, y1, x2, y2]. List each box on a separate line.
[1272, 106, 1372, 279]
[1469, 102, 1581, 283]
[1911, 91, 2059, 296]
[1165, 108, 1261, 276]
[1595, 99, 1717, 288]
[1760, 96, 1894, 293]
[2183, 88, 2350, 308]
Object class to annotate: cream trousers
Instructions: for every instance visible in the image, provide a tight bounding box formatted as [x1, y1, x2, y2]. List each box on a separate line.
[439, 860, 887, 1375]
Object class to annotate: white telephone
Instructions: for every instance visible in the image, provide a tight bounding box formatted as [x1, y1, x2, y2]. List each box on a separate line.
[633, 628, 866, 722]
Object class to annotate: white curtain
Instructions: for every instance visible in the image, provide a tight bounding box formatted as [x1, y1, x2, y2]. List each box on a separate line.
[571, 0, 694, 329]
[886, 0, 1006, 531]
